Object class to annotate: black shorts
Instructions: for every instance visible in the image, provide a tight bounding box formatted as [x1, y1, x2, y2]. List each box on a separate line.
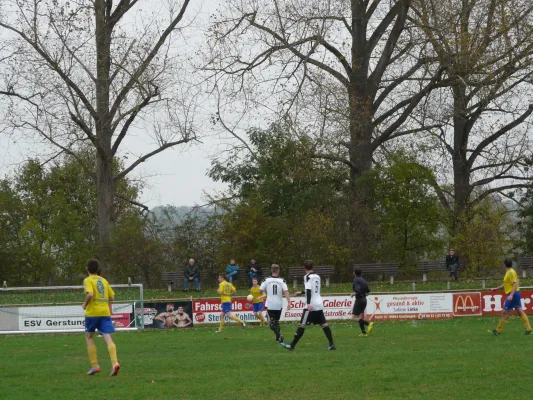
[300, 309, 326, 326]
[267, 309, 282, 322]
[352, 297, 367, 315]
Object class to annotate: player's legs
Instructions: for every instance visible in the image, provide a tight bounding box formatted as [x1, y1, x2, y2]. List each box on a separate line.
[492, 310, 510, 334]
[102, 334, 120, 376]
[316, 311, 335, 349]
[352, 298, 372, 335]
[352, 313, 368, 334]
[85, 331, 100, 373]
[96, 317, 119, 376]
[227, 311, 246, 327]
[253, 303, 265, 325]
[515, 307, 532, 333]
[267, 310, 282, 341]
[85, 317, 100, 374]
[217, 311, 226, 332]
[282, 310, 310, 350]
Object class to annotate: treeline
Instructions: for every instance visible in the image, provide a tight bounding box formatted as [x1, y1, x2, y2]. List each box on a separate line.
[2, 140, 532, 288]
[1, 1, 533, 285]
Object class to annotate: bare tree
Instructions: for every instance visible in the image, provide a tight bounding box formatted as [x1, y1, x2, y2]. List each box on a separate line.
[412, 0, 533, 235]
[0, 0, 198, 276]
[205, 0, 446, 258]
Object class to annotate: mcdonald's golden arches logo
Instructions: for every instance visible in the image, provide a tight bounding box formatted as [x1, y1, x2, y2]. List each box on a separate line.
[453, 293, 481, 315]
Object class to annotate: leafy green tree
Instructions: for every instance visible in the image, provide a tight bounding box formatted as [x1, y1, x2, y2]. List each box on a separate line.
[370, 155, 445, 264]
[0, 150, 140, 285]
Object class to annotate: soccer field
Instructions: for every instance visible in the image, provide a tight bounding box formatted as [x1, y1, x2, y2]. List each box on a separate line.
[1, 317, 531, 400]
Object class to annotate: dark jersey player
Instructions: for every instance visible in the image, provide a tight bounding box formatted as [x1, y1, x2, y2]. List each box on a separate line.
[281, 260, 336, 351]
[351, 269, 374, 336]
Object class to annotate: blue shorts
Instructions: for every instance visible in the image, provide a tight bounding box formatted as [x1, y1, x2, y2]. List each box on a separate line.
[253, 302, 264, 312]
[85, 316, 115, 334]
[503, 291, 522, 311]
[221, 302, 232, 313]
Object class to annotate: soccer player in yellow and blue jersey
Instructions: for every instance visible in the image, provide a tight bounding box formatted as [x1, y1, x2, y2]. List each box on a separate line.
[216, 273, 246, 333]
[488, 258, 532, 335]
[82, 259, 120, 376]
[249, 277, 266, 326]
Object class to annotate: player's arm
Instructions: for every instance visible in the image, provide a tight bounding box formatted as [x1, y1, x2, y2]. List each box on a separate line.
[154, 313, 166, 322]
[82, 291, 93, 310]
[305, 288, 312, 311]
[184, 315, 192, 327]
[352, 279, 361, 297]
[283, 290, 291, 310]
[491, 284, 504, 291]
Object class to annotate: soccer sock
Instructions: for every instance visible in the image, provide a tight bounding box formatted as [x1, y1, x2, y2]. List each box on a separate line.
[107, 343, 118, 365]
[496, 318, 507, 333]
[258, 314, 266, 325]
[323, 326, 334, 346]
[520, 314, 532, 331]
[218, 319, 224, 332]
[230, 315, 244, 324]
[87, 345, 98, 368]
[269, 321, 281, 339]
[291, 326, 305, 348]
[359, 319, 366, 333]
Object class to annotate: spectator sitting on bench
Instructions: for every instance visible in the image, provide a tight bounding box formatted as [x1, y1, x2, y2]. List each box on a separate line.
[446, 249, 460, 281]
[246, 258, 262, 288]
[183, 258, 200, 292]
[225, 259, 240, 283]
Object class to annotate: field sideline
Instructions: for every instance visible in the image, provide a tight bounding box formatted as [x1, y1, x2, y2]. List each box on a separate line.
[1, 317, 532, 400]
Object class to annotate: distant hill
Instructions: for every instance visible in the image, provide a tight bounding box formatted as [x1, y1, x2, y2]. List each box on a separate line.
[149, 205, 217, 229]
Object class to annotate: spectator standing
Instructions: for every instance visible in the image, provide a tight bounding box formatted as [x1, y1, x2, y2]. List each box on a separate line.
[246, 258, 262, 288]
[183, 258, 200, 292]
[225, 259, 240, 283]
[446, 249, 460, 281]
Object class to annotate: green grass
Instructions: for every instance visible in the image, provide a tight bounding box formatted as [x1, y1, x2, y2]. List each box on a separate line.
[1, 317, 532, 399]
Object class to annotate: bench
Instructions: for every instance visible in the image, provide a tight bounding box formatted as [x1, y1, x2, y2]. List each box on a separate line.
[417, 260, 450, 282]
[161, 269, 209, 292]
[352, 263, 400, 284]
[287, 266, 335, 288]
[517, 257, 533, 278]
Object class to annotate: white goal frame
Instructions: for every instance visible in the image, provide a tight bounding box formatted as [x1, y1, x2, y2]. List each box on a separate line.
[0, 283, 144, 335]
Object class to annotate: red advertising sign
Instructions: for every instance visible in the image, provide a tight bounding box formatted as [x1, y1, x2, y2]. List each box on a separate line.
[453, 293, 482, 316]
[481, 290, 533, 315]
[193, 299, 257, 324]
[111, 313, 132, 328]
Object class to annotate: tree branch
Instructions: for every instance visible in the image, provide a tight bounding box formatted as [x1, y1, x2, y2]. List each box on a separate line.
[114, 137, 195, 181]
[467, 104, 533, 168]
[109, 0, 191, 120]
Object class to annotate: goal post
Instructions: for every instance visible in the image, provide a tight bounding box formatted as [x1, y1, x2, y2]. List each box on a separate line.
[0, 284, 144, 335]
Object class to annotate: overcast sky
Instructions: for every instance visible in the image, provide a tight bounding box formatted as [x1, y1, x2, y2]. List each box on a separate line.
[0, 0, 231, 208]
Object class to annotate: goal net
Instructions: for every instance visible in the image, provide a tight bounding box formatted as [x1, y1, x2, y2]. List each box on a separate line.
[0, 284, 144, 334]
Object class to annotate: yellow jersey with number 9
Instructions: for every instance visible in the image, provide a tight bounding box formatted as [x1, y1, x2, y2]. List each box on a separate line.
[219, 281, 236, 303]
[83, 274, 114, 317]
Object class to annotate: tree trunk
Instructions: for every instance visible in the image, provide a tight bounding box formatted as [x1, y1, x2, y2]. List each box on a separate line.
[346, 80, 375, 261]
[94, 0, 115, 278]
[451, 83, 471, 238]
[96, 154, 115, 276]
